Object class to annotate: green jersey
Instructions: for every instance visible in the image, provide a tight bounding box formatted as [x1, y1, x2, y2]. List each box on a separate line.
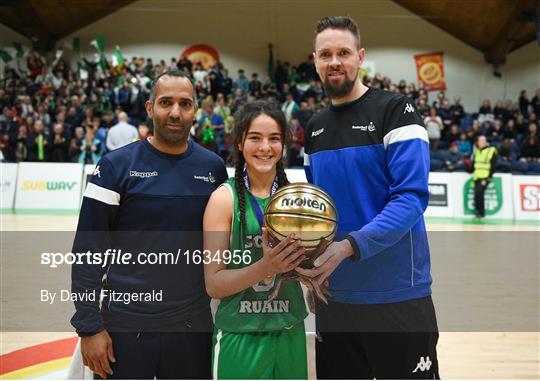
[214, 178, 307, 332]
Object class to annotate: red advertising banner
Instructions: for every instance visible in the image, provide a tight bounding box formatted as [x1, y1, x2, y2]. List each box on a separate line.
[181, 44, 219, 70]
[414, 51, 446, 91]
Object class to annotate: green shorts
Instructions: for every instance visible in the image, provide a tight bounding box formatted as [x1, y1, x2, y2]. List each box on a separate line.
[212, 323, 307, 379]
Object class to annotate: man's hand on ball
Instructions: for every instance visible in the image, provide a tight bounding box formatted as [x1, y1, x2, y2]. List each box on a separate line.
[261, 227, 306, 275]
[295, 239, 353, 285]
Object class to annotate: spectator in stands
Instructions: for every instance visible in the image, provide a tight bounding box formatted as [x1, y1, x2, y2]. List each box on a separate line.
[220, 69, 233, 97]
[451, 96, 465, 125]
[274, 60, 289, 91]
[69, 126, 85, 161]
[249, 72, 262, 98]
[281, 92, 299, 124]
[26, 120, 48, 161]
[441, 143, 466, 172]
[14, 125, 28, 162]
[518, 90, 529, 117]
[493, 100, 506, 121]
[531, 89, 540, 116]
[520, 135, 540, 162]
[417, 97, 429, 117]
[78, 127, 102, 164]
[177, 56, 192, 74]
[288, 116, 304, 167]
[234, 69, 249, 96]
[297, 101, 314, 128]
[425, 106, 443, 151]
[193, 63, 209, 90]
[287, 66, 301, 85]
[438, 98, 454, 135]
[198, 100, 224, 154]
[21, 96, 34, 118]
[106, 111, 138, 151]
[444, 124, 460, 146]
[503, 119, 517, 141]
[49, 123, 69, 162]
[214, 94, 231, 124]
[137, 122, 151, 141]
[496, 138, 527, 173]
[479, 99, 492, 114]
[515, 113, 527, 135]
[487, 119, 504, 144]
[457, 132, 472, 157]
[526, 122, 538, 138]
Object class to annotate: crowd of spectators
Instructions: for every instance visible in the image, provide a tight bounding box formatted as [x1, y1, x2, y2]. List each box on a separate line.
[1, 50, 539, 173]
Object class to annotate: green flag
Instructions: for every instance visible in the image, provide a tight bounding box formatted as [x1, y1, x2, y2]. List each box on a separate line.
[73, 37, 80, 53]
[267, 43, 275, 82]
[90, 37, 105, 53]
[111, 45, 125, 68]
[0, 48, 13, 63]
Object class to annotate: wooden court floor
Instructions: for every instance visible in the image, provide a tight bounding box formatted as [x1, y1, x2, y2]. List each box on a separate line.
[1, 214, 539, 379]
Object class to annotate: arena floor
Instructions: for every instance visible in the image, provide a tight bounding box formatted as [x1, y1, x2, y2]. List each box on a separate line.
[0, 213, 538, 379]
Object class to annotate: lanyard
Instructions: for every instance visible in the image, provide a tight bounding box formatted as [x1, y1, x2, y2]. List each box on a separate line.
[243, 169, 278, 230]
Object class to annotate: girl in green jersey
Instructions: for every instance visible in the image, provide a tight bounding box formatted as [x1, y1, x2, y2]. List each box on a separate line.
[203, 101, 308, 379]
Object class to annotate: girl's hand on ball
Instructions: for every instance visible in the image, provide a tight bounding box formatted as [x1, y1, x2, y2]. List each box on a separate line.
[261, 227, 306, 275]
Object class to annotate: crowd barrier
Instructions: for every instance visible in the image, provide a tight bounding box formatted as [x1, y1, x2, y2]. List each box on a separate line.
[1, 162, 538, 221]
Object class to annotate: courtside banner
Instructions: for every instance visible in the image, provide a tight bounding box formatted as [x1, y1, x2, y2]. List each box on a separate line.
[414, 51, 446, 91]
[1, 162, 18, 209]
[454, 172, 513, 219]
[15, 162, 83, 210]
[512, 175, 540, 221]
[425, 172, 454, 217]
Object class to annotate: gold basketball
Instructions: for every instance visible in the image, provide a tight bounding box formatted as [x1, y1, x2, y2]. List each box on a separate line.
[264, 183, 338, 262]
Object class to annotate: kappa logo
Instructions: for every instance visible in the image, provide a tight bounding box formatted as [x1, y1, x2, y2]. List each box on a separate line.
[194, 172, 216, 183]
[412, 356, 432, 373]
[404, 103, 415, 114]
[92, 166, 101, 178]
[312, 128, 324, 137]
[130, 170, 158, 178]
[352, 122, 376, 132]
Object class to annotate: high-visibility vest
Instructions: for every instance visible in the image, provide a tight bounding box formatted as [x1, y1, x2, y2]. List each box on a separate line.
[473, 146, 497, 180]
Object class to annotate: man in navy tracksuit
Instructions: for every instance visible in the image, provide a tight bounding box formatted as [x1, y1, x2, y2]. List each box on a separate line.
[71, 69, 227, 379]
[299, 17, 439, 379]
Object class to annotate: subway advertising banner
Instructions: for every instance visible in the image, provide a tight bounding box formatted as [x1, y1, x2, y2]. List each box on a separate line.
[414, 51, 446, 91]
[425, 172, 454, 217]
[0, 162, 18, 209]
[14, 162, 83, 210]
[454, 173, 513, 219]
[512, 175, 540, 221]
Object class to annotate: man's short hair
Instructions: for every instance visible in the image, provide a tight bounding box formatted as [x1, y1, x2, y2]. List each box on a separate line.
[314, 16, 361, 49]
[148, 68, 195, 106]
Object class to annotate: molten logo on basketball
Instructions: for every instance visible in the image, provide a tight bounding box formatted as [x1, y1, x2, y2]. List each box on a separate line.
[264, 183, 338, 260]
[280, 196, 327, 212]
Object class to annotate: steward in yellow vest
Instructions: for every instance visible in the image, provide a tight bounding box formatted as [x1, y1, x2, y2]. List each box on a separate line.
[472, 135, 498, 218]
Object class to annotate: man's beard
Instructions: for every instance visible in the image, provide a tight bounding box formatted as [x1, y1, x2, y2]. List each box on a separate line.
[155, 118, 191, 144]
[322, 74, 356, 99]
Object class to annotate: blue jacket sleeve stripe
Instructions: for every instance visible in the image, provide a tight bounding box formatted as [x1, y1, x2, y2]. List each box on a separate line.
[383, 124, 428, 149]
